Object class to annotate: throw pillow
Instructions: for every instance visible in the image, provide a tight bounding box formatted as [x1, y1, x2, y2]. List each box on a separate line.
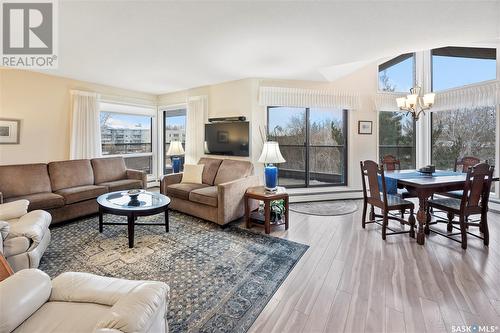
[181, 164, 204, 184]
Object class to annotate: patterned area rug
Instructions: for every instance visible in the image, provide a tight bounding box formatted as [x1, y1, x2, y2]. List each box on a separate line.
[290, 200, 358, 216]
[39, 211, 308, 333]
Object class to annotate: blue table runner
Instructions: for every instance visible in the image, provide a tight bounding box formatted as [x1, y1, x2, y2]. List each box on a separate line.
[379, 170, 463, 195]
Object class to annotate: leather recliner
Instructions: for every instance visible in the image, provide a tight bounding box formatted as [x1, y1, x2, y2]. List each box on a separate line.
[0, 200, 51, 272]
[0, 269, 170, 333]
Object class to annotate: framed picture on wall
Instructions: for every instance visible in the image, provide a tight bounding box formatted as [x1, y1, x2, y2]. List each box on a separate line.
[0, 119, 20, 144]
[358, 120, 372, 135]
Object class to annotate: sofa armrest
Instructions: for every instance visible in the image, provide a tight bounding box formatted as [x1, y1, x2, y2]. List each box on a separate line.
[0, 269, 52, 333]
[50, 272, 145, 306]
[8, 210, 51, 246]
[0, 199, 29, 221]
[126, 169, 147, 189]
[160, 173, 183, 195]
[96, 282, 169, 333]
[217, 175, 261, 224]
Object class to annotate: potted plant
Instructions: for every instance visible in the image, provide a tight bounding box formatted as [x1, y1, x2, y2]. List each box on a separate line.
[270, 199, 285, 222]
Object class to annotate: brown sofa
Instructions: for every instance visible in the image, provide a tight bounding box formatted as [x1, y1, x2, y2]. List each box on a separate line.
[0, 157, 146, 224]
[160, 158, 260, 225]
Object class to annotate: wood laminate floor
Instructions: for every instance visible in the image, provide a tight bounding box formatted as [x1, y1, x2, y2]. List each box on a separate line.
[248, 200, 500, 333]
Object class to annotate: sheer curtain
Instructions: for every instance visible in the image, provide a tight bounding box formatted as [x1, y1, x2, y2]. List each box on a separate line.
[185, 95, 208, 164]
[69, 90, 101, 159]
[258, 86, 360, 109]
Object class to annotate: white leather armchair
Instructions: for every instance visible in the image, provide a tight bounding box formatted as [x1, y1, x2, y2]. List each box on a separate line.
[0, 269, 170, 333]
[0, 200, 51, 272]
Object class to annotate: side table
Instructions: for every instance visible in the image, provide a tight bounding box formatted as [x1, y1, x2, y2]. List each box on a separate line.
[244, 186, 289, 234]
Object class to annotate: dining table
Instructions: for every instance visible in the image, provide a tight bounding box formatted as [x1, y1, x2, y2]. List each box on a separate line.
[383, 169, 497, 245]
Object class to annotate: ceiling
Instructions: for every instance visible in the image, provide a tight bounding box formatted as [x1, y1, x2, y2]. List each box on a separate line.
[40, 0, 500, 94]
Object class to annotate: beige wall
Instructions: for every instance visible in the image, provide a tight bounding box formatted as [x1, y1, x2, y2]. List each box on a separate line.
[0, 69, 156, 165]
[158, 62, 379, 189]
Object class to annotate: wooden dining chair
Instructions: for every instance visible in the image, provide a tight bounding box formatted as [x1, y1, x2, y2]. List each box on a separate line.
[380, 155, 401, 171]
[360, 160, 416, 240]
[427, 162, 494, 249]
[440, 156, 482, 199]
[455, 156, 481, 172]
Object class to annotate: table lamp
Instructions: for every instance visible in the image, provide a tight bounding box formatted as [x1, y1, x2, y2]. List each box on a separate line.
[258, 141, 286, 192]
[166, 141, 185, 173]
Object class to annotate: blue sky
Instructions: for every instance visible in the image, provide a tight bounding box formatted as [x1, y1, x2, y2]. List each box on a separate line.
[379, 54, 496, 92]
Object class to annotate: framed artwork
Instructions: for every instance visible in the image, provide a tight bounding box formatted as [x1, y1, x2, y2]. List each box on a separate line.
[0, 119, 20, 144]
[217, 131, 229, 143]
[358, 120, 372, 135]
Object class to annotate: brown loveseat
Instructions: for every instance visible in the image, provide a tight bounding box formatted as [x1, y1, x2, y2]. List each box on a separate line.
[160, 158, 260, 225]
[0, 157, 146, 224]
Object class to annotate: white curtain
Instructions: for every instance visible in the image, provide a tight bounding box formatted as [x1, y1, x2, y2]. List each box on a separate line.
[185, 95, 208, 164]
[432, 81, 499, 112]
[374, 92, 405, 111]
[258, 86, 360, 110]
[69, 90, 101, 159]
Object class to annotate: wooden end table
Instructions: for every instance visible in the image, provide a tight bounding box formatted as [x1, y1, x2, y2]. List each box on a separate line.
[244, 186, 289, 234]
[0, 253, 14, 282]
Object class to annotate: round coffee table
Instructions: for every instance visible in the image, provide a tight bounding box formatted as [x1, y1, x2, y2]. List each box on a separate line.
[97, 190, 171, 248]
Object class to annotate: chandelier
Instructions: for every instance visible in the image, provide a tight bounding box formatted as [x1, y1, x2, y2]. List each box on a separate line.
[396, 86, 435, 120]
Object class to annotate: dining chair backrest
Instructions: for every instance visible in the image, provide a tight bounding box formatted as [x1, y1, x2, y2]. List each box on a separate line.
[461, 163, 494, 214]
[360, 160, 387, 208]
[381, 155, 400, 171]
[455, 156, 481, 173]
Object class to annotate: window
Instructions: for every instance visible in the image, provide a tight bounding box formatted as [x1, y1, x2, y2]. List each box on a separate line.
[100, 103, 154, 175]
[378, 53, 415, 92]
[267, 106, 347, 187]
[432, 47, 496, 91]
[431, 106, 496, 170]
[163, 108, 186, 174]
[379, 111, 416, 169]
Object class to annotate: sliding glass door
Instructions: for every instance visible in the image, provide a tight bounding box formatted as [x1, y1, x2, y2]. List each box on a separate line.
[267, 106, 347, 187]
[163, 108, 187, 174]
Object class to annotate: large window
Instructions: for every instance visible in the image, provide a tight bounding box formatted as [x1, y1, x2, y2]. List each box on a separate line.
[432, 47, 496, 91]
[378, 53, 415, 92]
[431, 107, 496, 170]
[163, 108, 186, 174]
[100, 103, 154, 175]
[379, 111, 416, 169]
[267, 106, 347, 187]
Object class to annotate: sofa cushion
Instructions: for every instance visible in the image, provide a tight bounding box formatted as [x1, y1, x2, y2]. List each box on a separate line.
[181, 164, 204, 184]
[13, 301, 110, 333]
[98, 179, 143, 192]
[166, 183, 208, 200]
[214, 159, 254, 185]
[91, 157, 127, 184]
[5, 192, 64, 210]
[189, 186, 218, 207]
[198, 158, 223, 185]
[48, 160, 94, 191]
[0, 164, 51, 198]
[55, 185, 108, 205]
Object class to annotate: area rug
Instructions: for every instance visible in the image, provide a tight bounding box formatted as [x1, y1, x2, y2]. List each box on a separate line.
[39, 211, 308, 333]
[290, 200, 358, 216]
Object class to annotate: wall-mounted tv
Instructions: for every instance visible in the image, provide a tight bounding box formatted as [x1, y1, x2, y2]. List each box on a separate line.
[204, 121, 249, 157]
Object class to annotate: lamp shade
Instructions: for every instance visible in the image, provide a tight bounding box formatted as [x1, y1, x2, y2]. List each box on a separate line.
[396, 97, 406, 108]
[258, 141, 286, 164]
[166, 141, 185, 156]
[423, 93, 435, 106]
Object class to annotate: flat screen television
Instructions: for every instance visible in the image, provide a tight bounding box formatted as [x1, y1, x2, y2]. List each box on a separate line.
[204, 121, 249, 157]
